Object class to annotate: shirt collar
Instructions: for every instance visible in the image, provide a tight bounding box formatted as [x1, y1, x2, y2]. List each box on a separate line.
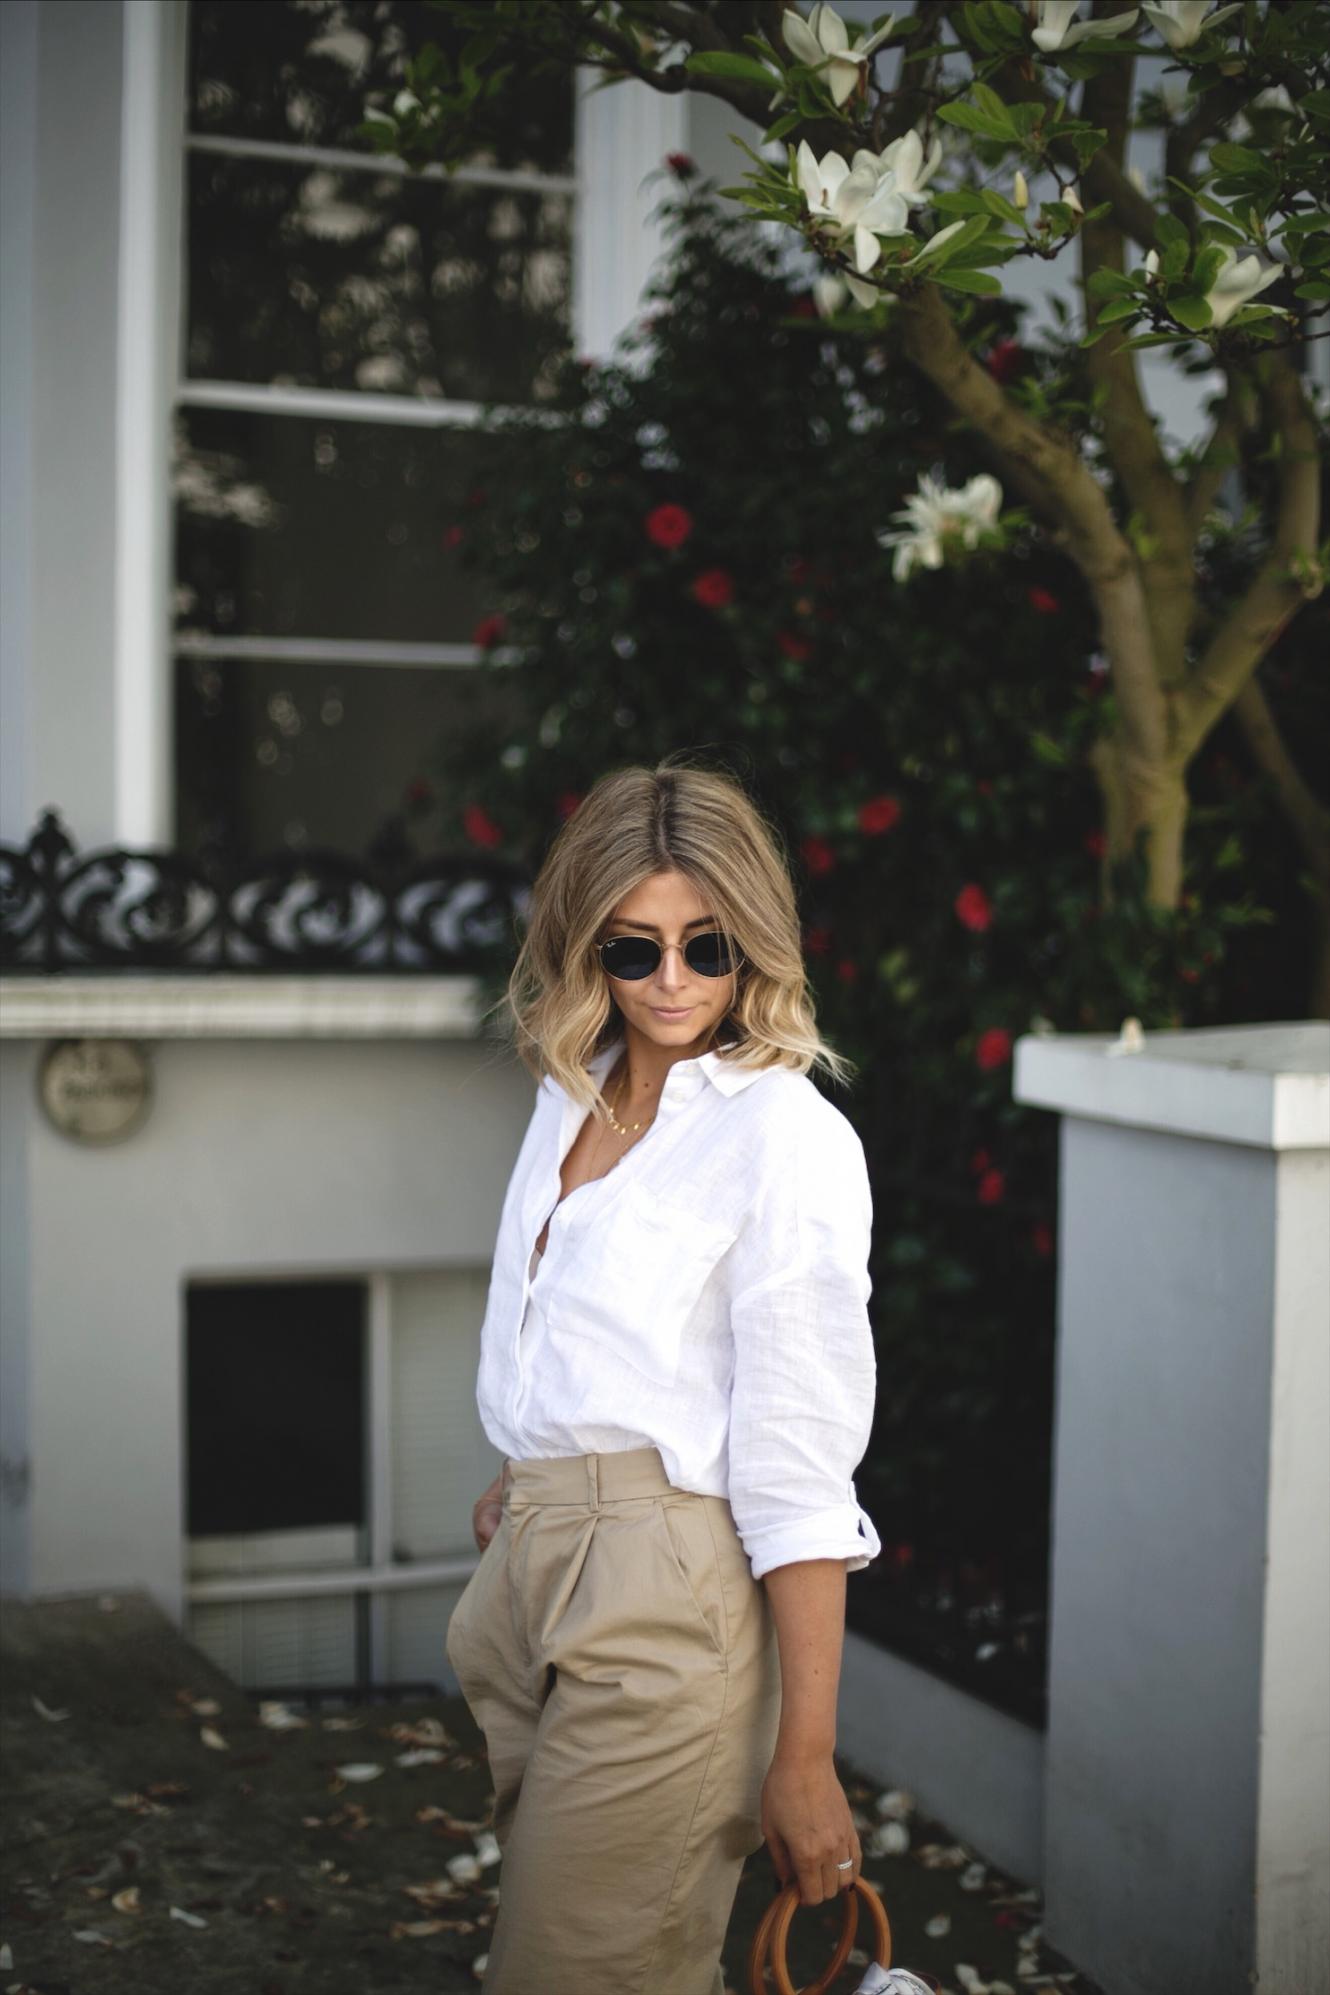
[555, 1038, 773, 1100]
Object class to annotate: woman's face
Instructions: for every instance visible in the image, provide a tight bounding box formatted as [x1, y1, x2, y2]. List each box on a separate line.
[601, 870, 739, 1055]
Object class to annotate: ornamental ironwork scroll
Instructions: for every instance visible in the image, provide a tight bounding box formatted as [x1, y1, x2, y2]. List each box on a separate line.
[0, 812, 531, 974]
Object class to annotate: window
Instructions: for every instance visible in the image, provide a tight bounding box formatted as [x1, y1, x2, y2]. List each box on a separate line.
[185, 1268, 499, 1694]
[174, 2, 576, 862]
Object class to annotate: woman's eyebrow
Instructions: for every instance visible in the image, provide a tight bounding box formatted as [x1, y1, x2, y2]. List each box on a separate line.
[606, 914, 719, 933]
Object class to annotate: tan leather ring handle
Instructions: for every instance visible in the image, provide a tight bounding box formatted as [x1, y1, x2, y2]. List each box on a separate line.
[746, 1874, 892, 1995]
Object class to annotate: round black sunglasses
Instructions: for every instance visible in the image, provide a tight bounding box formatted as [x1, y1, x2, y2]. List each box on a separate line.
[596, 929, 744, 982]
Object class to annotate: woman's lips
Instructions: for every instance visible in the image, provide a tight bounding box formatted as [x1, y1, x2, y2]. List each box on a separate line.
[650, 1005, 695, 1019]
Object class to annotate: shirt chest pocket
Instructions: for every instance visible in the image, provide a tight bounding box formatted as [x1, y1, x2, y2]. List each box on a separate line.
[551, 1178, 736, 1388]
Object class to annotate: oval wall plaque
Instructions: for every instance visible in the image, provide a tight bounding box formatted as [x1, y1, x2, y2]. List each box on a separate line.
[38, 1039, 153, 1146]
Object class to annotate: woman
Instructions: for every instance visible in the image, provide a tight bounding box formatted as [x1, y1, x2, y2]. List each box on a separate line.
[445, 758, 882, 1995]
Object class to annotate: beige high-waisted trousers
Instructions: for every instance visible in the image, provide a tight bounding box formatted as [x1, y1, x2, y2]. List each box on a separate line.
[444, 1443, 783, 1995]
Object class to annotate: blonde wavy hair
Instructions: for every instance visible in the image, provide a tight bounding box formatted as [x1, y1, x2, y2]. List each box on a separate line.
[489, 755, 855, 1117]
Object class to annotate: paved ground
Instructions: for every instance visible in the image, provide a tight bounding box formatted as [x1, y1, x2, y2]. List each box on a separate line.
[0, 1591, 1100, 1994]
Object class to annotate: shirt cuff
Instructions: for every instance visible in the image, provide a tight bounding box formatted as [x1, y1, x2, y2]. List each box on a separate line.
[739, 1501, 882, 1582]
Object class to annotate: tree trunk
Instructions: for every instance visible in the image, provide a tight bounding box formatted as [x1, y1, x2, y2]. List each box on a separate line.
[1089, 733, 1189, 908]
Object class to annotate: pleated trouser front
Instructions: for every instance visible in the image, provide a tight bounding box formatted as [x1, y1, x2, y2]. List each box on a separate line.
[444, 1443, 783, 1995]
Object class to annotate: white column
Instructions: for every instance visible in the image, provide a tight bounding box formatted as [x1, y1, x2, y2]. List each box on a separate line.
[1015, 1022, 1330, 1995]
[573, 72, 687, 361]
[114, 0, 187, 846]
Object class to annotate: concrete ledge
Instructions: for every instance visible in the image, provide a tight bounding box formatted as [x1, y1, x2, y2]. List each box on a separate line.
[1014, 1021, 1330, 1151]
[0, 974, 485, 1039]
[838, 1628, 1046, 1887]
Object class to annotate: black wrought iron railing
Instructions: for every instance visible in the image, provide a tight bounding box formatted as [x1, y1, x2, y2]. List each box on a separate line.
[0, 812, 529, 975]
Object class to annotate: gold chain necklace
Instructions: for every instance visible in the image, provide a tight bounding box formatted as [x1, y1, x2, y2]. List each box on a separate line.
[606, 1060, 649, 1137]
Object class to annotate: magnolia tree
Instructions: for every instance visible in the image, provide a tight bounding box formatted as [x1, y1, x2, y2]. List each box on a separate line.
[366, 0, 1330, 1004]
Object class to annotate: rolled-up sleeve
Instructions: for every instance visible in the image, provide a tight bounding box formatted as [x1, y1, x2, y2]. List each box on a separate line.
[725, 1098, 882, 1582]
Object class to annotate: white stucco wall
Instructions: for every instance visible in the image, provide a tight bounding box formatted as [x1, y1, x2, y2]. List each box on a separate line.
[0, 1033, 533, 1619]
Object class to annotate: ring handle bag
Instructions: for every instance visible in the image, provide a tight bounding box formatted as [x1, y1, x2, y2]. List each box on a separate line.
[746, 1874, 938, 1995]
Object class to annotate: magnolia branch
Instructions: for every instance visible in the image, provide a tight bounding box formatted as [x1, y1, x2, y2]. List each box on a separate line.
[1079, 53, 1191, 683]
[895, 283, 1168, 770]
[1175, 354, 1322, 759]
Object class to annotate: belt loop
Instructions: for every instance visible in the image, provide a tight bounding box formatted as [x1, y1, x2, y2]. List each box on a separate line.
[586, 1454, 599, 1509]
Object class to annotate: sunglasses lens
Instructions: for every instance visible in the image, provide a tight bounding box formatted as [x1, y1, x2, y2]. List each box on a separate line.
[600, 936, 659, 980]
[685, 930, 740, 977]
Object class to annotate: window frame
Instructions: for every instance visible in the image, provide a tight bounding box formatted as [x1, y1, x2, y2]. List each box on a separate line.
[137, 2, 684, 851]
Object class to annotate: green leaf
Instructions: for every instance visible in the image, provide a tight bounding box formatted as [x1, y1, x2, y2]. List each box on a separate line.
[932, 268, 1003, 295]
[1295, 278, 1330, 299]
[971, 80, 1016, 133]
[1155, 212, 1189, 251]
[937, 102, 1015, 140]
[1087, 268, 1139, 297]
[1300, 93, 1330, 124]
[1095, 296, 1140, 324]
[980, 189, 1028, 226]
[1167, 294, 1214, 332]
[1007, 101, 1045, 139]
[1121, 330, 1185, 349]
[1164, 178, 1240, 233]
[1162, 238, 1190, 282]
[764, 112, 801, 142]
[1068, 126, 1107, 167]
[931, 190, 993, 215]
[685, 51, 780, 86]
[1209, 142, 1266, 173]
[1191, 243, 1228, 296]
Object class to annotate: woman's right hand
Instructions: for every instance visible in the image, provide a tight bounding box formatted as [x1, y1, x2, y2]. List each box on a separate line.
[472, 1466, 506, 1553]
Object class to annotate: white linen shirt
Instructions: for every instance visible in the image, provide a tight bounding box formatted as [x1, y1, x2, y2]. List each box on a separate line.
[473, 1038, 882, 1582]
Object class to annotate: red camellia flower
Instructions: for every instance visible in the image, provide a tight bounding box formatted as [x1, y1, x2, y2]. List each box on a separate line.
[800, 835, 835, 877]
[442, 524, 465, 550]
[776, 629, 813, 661]
[1027, 584, 1061, 615]
[463, 803, 502, 849]
[690, 567, 735, 609]
[977, 1168, 1006, 1205]
[666, 151, 696, 178]
[970, 1147, 992, 1174]
[976, 1027, 1013, 1071]
[1031, 1221, 1054, 1258]
[1085, 829, 1107, 859]
[472, 613, 507, 649]
[858, 794, 902, 835]
[555, 791, 583, 821]
[804, 925, 832, 955]
[644, 503, 694, 549]
[985, 338, 1023, 385]
[954, 883, 992, 932]
[836, 958, 858, 982]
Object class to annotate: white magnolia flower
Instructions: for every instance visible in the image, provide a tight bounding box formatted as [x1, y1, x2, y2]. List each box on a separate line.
[796, 140, 909, 274]
[782, 4, 894, 107]
[1013, 169, 1030, 210]
[877, 472, 1004, 583]
[1203, 248, 1283, 328]
[1143, 247, 1161, 276]
[1032, 1, 1140, 53]
[1063, 182, 1084, 215]
[1140, 1, 1241, 49]
[866, 128, 944, 209]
